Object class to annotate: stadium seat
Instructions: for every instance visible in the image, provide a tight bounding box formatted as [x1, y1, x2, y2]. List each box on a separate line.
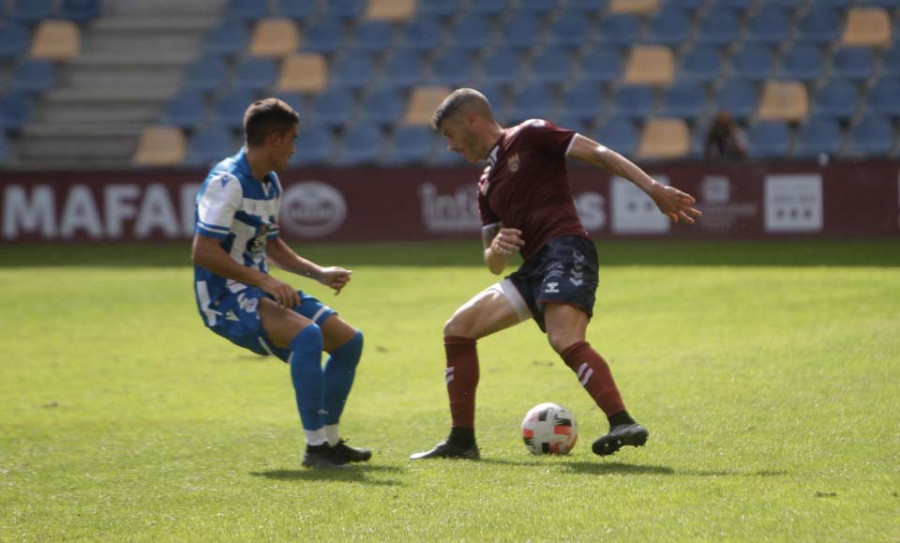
[271, 91, 305, 116]
[659, 81, 707, 120]
[310, 89, 355, 128]
[133, 125, 187, 166]
[249, 18, 299, 58]
[365, 0, 415, 22]
[508, 83, 556, 124]
[758, 80, 808, 121]
[747, 121, 791, 158]
[715, 79, 759, 120]
[415, 0, 462, 19]
[592, 114, 639, 156]
[611, 84, 655, 120]
[548, 11, 592, 50]
[428, 47, 474, 87]
[12, 59, 56, 93]
[519, 0, 559, 15]
[183, 54, 227, 93]
[229, 0, 267, 21]
[0, 22, 29, 61]
[12, 0, 53, 25]
[730, 46, 775, 82]
[301, 17, 345, 54]
[451, 14, 493, 53]
[561, 82, 606, 122]
[321, 0, 366, 20]
[553, 112, 591, 135]
[291, 122, 333, 166]
[832, 47, 877, 82]
[609, 0, 660, 15]
[353, 20, 395, 52]
[480, 48, 522, 87]
[646, 7, 691, 46]
[763, 0, 806, 10]
[204, 20, 249, 56]
[277, 0, 318, 20]
[746, 6, 791, 45]
[336, 122, 383, 166]
[382, 48, 425, 89]
[779, 44, 825, 83]
[718, 0, 755, 12]
[882, 47, 900, 78]
[276, 53, 328, 93]
[501, 13, 542, 51]
[400, 16, 442, 52]
[360, 86, 404, 127]
[404, 86, 451, 125]
[638, 117, 690, 160]
[866, 78, 900, 119]
[847, 114, 895, 156]
[794, 116, 843, 158]
[567, 0, 612, 15]
[624, 46, 675, 87]
[384, 125, 432, 165]
[696, 9, 741, 46]
[30, 20, 80, 60]
[841, 7, 892, 49]
[185, 125, 236, 167]
[665, 0, 704, 11]
[62, 0, 101, 24]
[466, 0, 507, 17]
[579, 48, 623, 86]
[232, 57, 278, 92]
[331, 52, 376, 90]
[215, 89, 256, 130]
[796, 7, 842, 45]
[811, 78, 859, 120]
[596, 14, 641, 47]
[161, 88, 206, 129]
[531, 47, 574, 86]
[430, 143, 468, 166]
[858, 0, 900, 7]
[680, 46, 724, 84]
[0, 132, 8, 164]
[0, 90, 32, 131]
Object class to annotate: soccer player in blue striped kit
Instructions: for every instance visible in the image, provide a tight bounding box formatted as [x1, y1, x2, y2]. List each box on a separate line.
[192, 98, 369, 469]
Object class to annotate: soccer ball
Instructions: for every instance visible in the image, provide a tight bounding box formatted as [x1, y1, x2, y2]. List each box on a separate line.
[521, 402, 578, 455]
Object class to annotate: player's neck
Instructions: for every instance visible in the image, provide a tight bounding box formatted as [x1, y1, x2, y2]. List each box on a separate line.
[245, 146, 273, 182]
[484, 124, 504, 158]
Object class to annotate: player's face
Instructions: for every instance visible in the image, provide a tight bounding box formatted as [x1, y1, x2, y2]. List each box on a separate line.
[269, 124, 298, 173]
[440, 115, 483, 163]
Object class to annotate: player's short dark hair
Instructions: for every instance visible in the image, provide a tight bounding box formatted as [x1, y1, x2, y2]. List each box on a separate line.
[243, 98, 300, 147]
[431, 88, 494, 130]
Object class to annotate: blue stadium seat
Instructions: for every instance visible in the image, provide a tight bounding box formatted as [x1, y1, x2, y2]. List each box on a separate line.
[185, 126, 235, 167]
[718, 0, 755, 12]
[359, 86, 404, 127]
[321, 0, 366, 20]
[336, 122, 383, 166]
[596, 14, 641, 47]
[381, 48, 425, 88]
[696, 9, 741, 46]
[477, 84, 507, 120]
[385, 125, 433, 165]
[451, 14, 493, 53]
[400, 16, 442, 52]
[659, 81, 707, 120]
[271, 91, 305, 116]
[858, 0, 900, 7]
[353, 20, 395, 52]
[812, 78, 859, 119]
[680, 46, 724, 84]
[762, 0, 807, 10]
[730, 46, 775, 81]
[817, 0, 857, 7]
[429, 47, 474, 87]
[796, 7, 842, 45]
[330, 52, 376, 90]
[794, 116, 843, 157]
[745, 6, 790, 45]
[747, 121, 791, 158]
[611, 85, 655, 120]
[232, 57, 278, 91]
[13, 0, 53, 24]
[592, 114, 639, 156]
[715, 79, 759, 120]
[646, 7, 691, 46]
[277, 0, 318, 19]
[553, 112, 591, 135]
[501, 13, 542, 51]
[561, 82, 605, 122]
[301, 17, 345, 54]
[548, 11, 592, 50]
[228, 0, 267, 21]
[291, 122, 333, 166]
[866, 78, 900, 119]
[0, 132, 8, 164]
[480, 48, 522, 87]
[0, 22, 29, 61]
[12, 60, 55, 93]
[466, 0, 507, 17]
[832, 48, 877, 82]
[665, 0, 705, 11]
[62, 0, 101, 24]
[205, 20, 250, 56]
[848, 114, 895, 156]
[518, 0, 558, 16]
[184, 53, 227, 93]
[566, 0, 611, 14]
[530, 47, 573, 86]
[509, 83, 556, 124]
[416, 0, 463, 19]
[579, 49, 623, 87]
[161, 88, 206, 129]
[0, 90, 32, 131]
[882, 47, 900, 78]
[215, 88, 256, 130]
[310, 88, 355, 128]
[779, 44, 825, 82]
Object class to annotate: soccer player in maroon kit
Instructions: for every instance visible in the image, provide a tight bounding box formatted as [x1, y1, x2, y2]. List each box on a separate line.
[411, 88, 702, 460]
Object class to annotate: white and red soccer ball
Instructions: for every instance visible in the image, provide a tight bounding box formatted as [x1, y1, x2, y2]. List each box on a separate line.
[521, 402, 578, 455]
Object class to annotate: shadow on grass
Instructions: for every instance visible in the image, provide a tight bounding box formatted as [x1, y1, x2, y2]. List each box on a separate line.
[251, 464, 404, 486]
[565, 462, 789, 478]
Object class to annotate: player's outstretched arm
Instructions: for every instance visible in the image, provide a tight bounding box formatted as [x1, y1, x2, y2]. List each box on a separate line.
[567, 134, 702, 224]
[266, 237, 352, 295]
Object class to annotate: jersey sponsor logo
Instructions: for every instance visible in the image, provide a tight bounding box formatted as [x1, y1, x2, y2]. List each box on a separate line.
[508, 153, 520, 173]
[246, 224, 268, 252]
[280, 182, 347, 238]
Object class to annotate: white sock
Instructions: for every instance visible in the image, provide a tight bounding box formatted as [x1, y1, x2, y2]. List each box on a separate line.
[305, 427, 328, 447]
[325, 424, 341, 446]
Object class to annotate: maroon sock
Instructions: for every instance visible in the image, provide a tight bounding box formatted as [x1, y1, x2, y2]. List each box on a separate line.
[444, 336, 479, 428]
[560, 341, 626, 417]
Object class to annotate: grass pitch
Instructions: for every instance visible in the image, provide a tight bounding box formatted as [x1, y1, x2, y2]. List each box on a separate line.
[1, 240, 898, 542]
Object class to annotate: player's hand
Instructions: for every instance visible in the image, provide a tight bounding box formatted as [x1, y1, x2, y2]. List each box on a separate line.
[260, 276, 301, 308]
[650, 183, 703, 224]
[491, 228, 525, 256]
[317, 266, 352, 296]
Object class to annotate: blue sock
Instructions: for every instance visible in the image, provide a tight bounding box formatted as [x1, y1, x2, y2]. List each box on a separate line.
[322, 330, 363, 425]
[288, 324, 324, 431]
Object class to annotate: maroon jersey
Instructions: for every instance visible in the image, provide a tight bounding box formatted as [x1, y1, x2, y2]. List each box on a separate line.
[478, 119, 587, 262]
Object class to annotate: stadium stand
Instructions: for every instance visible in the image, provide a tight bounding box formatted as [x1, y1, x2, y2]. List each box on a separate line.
[276, 53, 328, 93]
[638, 117, 690, 160]
[133, 124, 187, 166]
[623, 46, 675, 87]
[249, 18, 300, 57]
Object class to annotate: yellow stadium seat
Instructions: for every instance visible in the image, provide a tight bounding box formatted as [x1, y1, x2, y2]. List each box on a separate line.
[609, 0, 660, 16]
[624, 46, 674, 87]
[366, 0, 417, 21]
[757, 80, 808, 121]
[637, 118, 689, 160]
[276, 53, 328, 93]
[842, 7, 892, 48]
[249, 18, 300, 58]
[30, 20, 80, 60]
[404, 86, 452, 125]
[134, 125, 186, 166]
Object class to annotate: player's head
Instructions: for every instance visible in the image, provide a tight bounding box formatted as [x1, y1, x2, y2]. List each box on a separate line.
[432, 88, 500, 163]
[243, 98, 300, 173]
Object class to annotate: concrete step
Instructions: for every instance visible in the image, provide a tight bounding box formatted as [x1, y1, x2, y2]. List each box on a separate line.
[60, 65, 186, 90]
[43, 86, 175, 102]
[34, 100, 163, 124]
[23, 122, 145, 137]
[16, 134, 139, 163]
[100, 0, 227, 17]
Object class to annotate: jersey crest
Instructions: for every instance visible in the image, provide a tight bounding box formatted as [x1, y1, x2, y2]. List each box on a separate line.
[508, 153, 521, 173]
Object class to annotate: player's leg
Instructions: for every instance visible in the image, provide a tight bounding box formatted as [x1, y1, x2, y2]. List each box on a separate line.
[410, 280, 530, 460]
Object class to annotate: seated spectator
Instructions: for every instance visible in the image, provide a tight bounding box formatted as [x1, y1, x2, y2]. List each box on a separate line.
[704, 110, 748, 160]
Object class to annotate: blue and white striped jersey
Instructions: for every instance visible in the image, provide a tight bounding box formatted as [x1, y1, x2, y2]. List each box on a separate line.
[193, 148, 282, 324]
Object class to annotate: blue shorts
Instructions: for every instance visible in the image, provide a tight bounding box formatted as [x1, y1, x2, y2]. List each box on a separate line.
[203, 287, 336, 362]
[508, 236, 599, 332]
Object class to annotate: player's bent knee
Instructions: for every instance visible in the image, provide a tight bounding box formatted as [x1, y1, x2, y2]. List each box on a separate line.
[547, 332, 579, 355]
[443, 314, 474, 339]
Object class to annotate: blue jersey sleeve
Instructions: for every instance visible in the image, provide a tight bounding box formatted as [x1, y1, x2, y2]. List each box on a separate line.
[196, 172, 242, 239]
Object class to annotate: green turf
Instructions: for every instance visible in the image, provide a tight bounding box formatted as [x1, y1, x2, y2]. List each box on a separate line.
[1, 240, 898, 542]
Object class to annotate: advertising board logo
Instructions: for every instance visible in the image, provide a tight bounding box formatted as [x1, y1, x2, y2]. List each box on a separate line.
[611, 176, 671, 234]
[701, 176, 730, 204]
[280, 182, 346, 238]
[764, 174, 823, 233]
